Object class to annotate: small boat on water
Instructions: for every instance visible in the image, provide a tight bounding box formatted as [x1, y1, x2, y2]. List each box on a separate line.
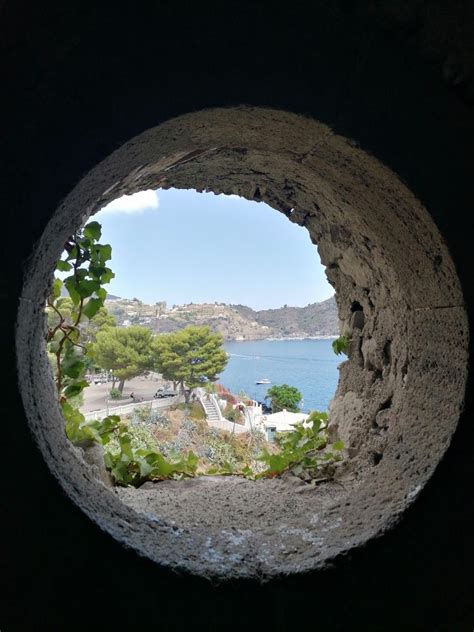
[256, 378, 271, 385]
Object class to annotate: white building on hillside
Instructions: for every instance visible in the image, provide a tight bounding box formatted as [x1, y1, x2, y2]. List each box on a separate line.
[254, 409, 309, 442]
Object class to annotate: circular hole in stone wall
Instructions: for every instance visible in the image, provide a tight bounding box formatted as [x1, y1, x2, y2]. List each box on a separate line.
[16, 107, 469, 580]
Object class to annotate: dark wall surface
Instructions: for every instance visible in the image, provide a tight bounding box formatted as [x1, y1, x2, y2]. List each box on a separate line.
[1, 2, 473, 629]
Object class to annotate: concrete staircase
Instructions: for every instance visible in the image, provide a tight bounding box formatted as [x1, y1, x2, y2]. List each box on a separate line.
[200, 395, 221, 422]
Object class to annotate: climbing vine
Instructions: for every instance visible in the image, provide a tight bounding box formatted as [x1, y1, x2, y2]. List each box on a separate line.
[255, 411, 343, 480]
[207, 410, 344, 480]
[47, 220, 200, 484]
[46, 220, 117, 439]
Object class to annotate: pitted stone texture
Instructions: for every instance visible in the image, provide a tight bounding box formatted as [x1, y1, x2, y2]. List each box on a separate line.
[16, 107, 468, 580]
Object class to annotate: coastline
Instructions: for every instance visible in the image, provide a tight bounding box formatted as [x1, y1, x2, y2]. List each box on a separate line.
[225, 335, 339, 342]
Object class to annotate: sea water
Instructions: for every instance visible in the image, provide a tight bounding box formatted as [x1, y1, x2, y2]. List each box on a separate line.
[221, 338, 340, 413]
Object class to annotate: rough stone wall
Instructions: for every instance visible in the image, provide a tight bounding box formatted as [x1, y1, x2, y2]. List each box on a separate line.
[16, 107, 468, 579]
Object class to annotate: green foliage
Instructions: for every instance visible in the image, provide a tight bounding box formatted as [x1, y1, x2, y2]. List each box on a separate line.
[223, 403, 242, 423]
[205, 435, 237, 467]
[109, 388, 122, 400]
[188, 401, 206, 421]
[265, 384, 302, 413]
[92, 326, 153, 391]
[80, 306, 116, 344]
[203, 381, 217, 394]
[152, 326, 228, 403]
[132, 404, 153, 422]
[48, 220, 345, 487]
[332, 334, 350, 356]
[103, 420, 198, 486]
[46, 220, 115, 402]
[256, 410, 344, 479]
[62, 402, 120, 445]
[104, 420, 159, 457]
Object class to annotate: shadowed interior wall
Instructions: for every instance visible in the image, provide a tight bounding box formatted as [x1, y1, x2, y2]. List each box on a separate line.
[16, 107, 468, 579]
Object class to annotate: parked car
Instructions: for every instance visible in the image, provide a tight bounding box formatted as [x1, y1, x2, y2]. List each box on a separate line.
[153, 389, 178, 399]
[87, 373, 109, 385]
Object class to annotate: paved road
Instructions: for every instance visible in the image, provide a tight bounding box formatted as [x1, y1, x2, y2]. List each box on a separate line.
[81, 375, 167, 413]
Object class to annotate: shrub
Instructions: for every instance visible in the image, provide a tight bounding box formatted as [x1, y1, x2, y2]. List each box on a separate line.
[131, 405, 152, 423]
[109, 388, 122, 399]
[104, 421, 159, 458]
[146, 409, 170, 428]
[188, 401, 206, 421]
[224, 404, 243, 423]
[205, 436, 237, 467]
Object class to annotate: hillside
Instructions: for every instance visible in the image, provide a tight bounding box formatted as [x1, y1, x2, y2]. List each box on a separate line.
[232, 297, 338, 338]
[105, 295, 339, 341]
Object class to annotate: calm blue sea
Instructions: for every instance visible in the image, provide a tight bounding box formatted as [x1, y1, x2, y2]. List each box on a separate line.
[220, 339, 340, 413]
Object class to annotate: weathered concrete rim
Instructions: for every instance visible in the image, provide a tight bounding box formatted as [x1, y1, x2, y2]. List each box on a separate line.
[16, 106, 469, 580]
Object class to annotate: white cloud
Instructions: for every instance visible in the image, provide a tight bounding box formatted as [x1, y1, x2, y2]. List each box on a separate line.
[98, 190, 159, 215]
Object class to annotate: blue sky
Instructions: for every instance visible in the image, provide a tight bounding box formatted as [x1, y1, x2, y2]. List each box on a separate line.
[92, 188, 333, 310]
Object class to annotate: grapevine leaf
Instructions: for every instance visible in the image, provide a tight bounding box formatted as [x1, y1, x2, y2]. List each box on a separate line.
[52, 278, 63, 299]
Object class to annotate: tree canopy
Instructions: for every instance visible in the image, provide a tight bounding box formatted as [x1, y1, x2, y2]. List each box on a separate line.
[92, 326, 153, 391]
[152, 325, 228, 402]
[265, 384, 302, 413]
[80, 305, 116, 344]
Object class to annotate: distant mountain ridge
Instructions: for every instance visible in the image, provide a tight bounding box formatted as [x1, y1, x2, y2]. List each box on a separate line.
[231, 297, 338, 338]
[105, 295, 339, 341]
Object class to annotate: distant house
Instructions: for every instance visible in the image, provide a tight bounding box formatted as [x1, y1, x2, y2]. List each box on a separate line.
[254, 409, 309, 441]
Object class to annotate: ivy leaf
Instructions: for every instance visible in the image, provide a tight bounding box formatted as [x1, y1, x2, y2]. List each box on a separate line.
[137, 456, 155, 478]
[56, 260, 72, 272]
[52, 278, 63, 299]
[83, 297, 104, 319]
[104, 415, 121, 425]
[241, 465, 255, 479]
[64, 277, 81, 305]
[332, 440, 344, 451]
[62, 357, 85, 379]
[83, 221, 102, 241]
[100, 267, 115, 284]
[96, 244, 112, 262]
[65, 245, 78, 261]
[76, 279, 100, 298]
[64, 380, 88, 398]
[88, 264, 106, 280]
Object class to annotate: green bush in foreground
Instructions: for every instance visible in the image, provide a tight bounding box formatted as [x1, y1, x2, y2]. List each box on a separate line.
[256, 410, 343, 479]
[103, 422, 198, 486]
